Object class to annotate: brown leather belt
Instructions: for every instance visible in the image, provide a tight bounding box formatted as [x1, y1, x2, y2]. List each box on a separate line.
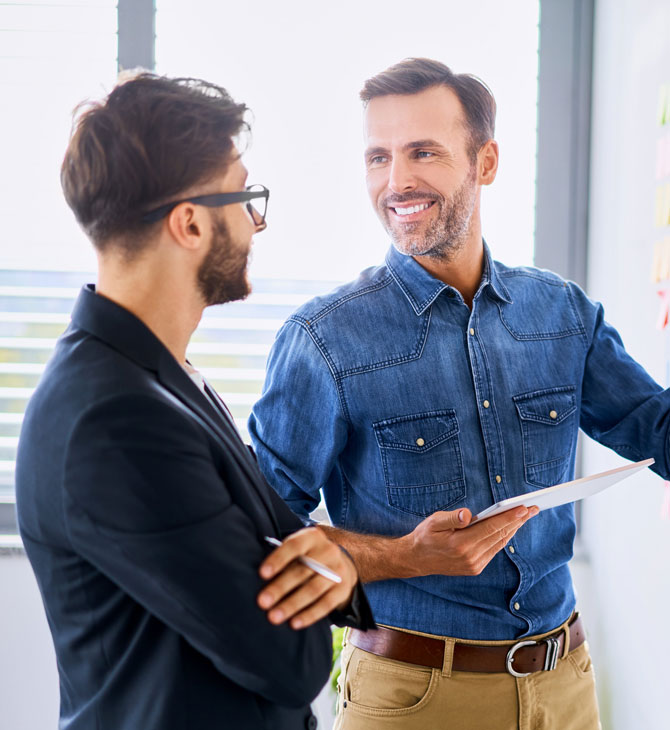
[349, 613, 585, 677]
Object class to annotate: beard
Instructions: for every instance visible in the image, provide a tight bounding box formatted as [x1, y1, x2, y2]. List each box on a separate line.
[380, 164, 478, 262]
[197, 216, 251, 307]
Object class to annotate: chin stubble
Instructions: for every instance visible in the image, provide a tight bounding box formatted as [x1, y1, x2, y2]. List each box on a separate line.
[383, 166, 477, 263]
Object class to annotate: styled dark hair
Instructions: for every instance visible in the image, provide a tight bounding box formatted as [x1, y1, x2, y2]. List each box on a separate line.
[360, 58, 496, 160]
[61, 72, 249, 251]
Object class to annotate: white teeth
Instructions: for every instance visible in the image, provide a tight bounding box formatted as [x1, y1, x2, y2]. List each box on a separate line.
[394, 203, 430, 216]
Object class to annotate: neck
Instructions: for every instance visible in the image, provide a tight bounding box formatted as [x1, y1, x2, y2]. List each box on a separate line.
[96, 255, 203, 365]
[413, 225, 485, 309]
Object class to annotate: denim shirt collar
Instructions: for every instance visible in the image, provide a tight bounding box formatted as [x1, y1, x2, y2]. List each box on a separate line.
[385, 241, 513, 315]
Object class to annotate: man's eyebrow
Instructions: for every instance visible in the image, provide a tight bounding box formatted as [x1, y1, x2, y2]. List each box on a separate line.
[405, 139, 450, 152]
[365, 139, 453, 158]
[364, 145, 388, 158]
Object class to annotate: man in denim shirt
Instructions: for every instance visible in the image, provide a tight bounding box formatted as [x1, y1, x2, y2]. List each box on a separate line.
[249, 59, 669, 729]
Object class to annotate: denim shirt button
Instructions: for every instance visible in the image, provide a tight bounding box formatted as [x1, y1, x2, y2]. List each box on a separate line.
[509, 546, 515, 554]
[416, 437, 425, 447]
[549, 410, 558, 419]
[495, 475, 502, 483]
[469, 328, 475, 336]
[483, 400, 490, 409]
[514, 602, 521, 611]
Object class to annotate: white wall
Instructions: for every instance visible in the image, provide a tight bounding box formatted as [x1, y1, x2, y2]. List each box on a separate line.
[0, 552, 58, 729]
[582, 1, 670, 728]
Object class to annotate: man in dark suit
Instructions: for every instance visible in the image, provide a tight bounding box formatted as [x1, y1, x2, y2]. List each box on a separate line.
[15, 73, 373, 730]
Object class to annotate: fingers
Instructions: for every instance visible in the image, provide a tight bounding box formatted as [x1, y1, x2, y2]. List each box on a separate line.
[259, 530, 318, 581]
[476, 506, 528, 540]
[264, 573, 349, 629]
[288, 583, 353, 629]
[259, 527, 340, 581]
[458, 506, 539, 573]
[471, 506, 537, 544]
[257, 560, 314, 612]
[257, 527, 358, 629]
[425, 508, 472, 530]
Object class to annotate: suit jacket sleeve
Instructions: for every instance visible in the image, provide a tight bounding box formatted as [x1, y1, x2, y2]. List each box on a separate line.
[62, 392, 332, 708]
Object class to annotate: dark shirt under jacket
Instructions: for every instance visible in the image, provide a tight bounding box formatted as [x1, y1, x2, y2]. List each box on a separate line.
[16, 285, 373, 730]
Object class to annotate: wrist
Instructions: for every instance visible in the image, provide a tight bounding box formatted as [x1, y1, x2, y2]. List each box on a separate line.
[393, 532, 420, 579]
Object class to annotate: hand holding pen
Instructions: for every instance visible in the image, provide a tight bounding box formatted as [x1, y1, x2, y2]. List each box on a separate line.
[257, 526, 358, 630]
[264, 536, 343, 583]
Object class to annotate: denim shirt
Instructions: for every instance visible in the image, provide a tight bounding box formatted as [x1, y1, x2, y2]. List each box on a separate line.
[248, 244, 670, 640]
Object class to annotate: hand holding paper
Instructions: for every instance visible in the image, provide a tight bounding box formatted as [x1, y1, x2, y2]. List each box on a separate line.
[400, 505, 539, 577]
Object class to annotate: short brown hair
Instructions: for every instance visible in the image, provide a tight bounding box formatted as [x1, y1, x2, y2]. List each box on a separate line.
[360, 58, 496, 160]
[61, 73, 249, 251]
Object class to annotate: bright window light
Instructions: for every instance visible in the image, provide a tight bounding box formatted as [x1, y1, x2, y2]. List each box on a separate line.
[156, 0, 540, 281]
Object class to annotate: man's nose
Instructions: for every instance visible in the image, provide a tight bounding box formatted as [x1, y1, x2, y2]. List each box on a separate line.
[388, 157, 416, 194]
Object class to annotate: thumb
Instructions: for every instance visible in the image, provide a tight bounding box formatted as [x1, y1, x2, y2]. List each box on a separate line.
[431, 508, 472, 530]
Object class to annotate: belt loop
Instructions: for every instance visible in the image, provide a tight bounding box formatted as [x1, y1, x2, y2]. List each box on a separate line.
[441, 637, 455, 677]
[561, 620, 571, 659]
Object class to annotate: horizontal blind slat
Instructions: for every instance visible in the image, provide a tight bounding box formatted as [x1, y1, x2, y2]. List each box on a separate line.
[0, 270, 340, 503]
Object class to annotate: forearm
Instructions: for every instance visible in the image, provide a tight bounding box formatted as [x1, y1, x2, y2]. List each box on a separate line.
[319, 525, 418, 582]
[320, 506, 537, 582]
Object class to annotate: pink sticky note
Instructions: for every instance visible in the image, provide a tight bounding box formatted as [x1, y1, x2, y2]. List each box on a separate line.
[657, 287, 670, 330]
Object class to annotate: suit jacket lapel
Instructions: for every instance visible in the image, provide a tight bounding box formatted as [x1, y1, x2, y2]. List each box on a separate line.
[71, 286, 280, 534]
[156, 350, 279, 523]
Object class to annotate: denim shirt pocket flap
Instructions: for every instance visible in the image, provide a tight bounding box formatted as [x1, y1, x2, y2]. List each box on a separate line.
[374, 410, 459, 453]
[373, 410, 466, 516]
[513, 387, 577, 426]
[513, 386, 577, 488]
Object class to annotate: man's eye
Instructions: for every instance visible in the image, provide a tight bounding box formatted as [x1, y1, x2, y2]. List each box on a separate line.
[368, 155, 388, 165]
[415, 150, 434, 159]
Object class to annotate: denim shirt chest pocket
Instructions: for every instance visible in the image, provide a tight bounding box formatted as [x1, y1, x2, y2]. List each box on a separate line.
[513, 386, 577, 488]
[372, 410, 466, 517]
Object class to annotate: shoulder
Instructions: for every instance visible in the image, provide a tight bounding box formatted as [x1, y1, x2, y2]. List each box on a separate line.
[289, 263, 395, 326]
[494, 260, 597, 310]
[495, 260, 572, 289]
[25, 330, 199, 449]
[270, 263, 431, 379]
[492, 260, 600, 339]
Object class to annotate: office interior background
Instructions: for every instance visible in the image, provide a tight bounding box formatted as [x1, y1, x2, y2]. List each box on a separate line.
[1, 0, 669, 728]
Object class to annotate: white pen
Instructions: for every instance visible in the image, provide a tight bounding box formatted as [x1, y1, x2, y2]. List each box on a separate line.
[264, 536, 343, 584]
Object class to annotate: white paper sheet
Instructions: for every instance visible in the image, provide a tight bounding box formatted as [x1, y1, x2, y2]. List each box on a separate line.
[472, 458, 655, 522]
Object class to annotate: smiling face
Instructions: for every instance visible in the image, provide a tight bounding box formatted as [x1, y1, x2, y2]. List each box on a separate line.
[364, 85, 482, 262]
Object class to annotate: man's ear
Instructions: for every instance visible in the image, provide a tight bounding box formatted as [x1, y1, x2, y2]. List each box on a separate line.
[478, 139, 499, 186]
[165, 202, 208, 251]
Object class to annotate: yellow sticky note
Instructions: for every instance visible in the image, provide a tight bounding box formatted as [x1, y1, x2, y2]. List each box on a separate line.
[651, 238, 670, 283]
[662, 238, 670, 281]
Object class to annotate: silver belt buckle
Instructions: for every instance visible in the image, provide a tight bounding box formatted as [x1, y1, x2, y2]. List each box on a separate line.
[505, 635, 561, 678]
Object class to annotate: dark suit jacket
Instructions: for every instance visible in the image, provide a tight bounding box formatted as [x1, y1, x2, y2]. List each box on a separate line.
[16, 285, 368, 729]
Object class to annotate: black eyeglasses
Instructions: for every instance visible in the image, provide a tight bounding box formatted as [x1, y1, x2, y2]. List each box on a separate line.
[141, 184, 270, 228]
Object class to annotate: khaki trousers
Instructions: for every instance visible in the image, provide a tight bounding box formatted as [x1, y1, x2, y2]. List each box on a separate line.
[334, 618, 601, 730]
